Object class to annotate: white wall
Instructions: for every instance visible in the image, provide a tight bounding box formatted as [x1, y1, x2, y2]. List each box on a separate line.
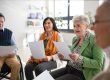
[0, 0, 45, 62]
[0, 0, 27, 61]
[61, 32, 75, 46]
[84, 0, 99, 16]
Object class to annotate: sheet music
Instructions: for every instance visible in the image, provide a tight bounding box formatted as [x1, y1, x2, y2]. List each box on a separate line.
[34, 70, 55, 80]
[0, 46, 17, 56]
[29, 40, 46, 59]
[54, 42, 72, 60]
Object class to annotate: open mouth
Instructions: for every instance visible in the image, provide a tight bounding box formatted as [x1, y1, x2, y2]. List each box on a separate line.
[75, 31, 80, 33]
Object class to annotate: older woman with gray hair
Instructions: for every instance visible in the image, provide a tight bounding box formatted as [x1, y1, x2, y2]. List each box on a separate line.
[50, 15, 105, 80]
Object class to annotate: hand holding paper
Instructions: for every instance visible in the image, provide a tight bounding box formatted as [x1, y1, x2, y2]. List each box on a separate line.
[58, 53, 64, 60]
[69, 53, 80, 61]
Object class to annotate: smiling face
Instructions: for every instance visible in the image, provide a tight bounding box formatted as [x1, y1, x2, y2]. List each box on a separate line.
[93, 2, 110, 48]
[73, 21, 88, 37]
[44, 19, 53, 33]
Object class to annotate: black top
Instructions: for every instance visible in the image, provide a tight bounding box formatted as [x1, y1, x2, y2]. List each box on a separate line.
[0, 28, 13, 46]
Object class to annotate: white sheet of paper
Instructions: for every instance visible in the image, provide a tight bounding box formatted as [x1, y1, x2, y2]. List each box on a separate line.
[54, 42, 72, 60]
[34, 70, 54, 80]
[29, 40, 46, 59]
[0, 46, 17, 56]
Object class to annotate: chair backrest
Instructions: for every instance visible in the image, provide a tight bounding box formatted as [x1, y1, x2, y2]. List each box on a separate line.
[0, 63, 11, 79]
[1, 63, 11, 73]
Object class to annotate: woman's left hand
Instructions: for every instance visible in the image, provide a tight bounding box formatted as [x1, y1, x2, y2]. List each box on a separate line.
[43, 56, 53, 62]
[69, 53, 80, 61]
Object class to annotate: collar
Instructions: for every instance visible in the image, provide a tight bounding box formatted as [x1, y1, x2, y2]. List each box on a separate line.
[77, 31, 90, 42]
[0, 28, 4, 31]
[45, 31, 53, 39]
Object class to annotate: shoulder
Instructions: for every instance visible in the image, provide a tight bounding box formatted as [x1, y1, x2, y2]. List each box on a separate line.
[40, 32, 45, 36]
[54, 31, 59, 35]
[72, 35, 77, 40]
[89, 33, 102, 51]
[89, 32, 95, 43]
[4, 28, 12, 32]
[89, 32, 95, 38]
[53, 31, 60, 37]
[4, 28, 12, 33]
[39, 32, 45, 39]
[72, 35, 77, 43]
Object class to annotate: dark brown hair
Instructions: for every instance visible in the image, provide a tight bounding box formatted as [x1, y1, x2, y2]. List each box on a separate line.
[0, 13, 5, 21]
[43, 17, 59, 32]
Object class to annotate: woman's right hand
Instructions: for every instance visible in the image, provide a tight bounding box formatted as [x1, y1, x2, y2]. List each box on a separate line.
[58, 53, 64, 60]
[27, 56, 34, 63]
[28, 56, 34, 62]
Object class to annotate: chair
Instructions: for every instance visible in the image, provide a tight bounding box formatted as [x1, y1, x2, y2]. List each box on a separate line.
[0, 55, 24, 80]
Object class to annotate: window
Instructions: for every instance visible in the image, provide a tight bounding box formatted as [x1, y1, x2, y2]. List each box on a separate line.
[70, 0, 84, 29]
[99, 0, 104, 5]
[55, 0, 68, 29]
[48, 0, 84, 31]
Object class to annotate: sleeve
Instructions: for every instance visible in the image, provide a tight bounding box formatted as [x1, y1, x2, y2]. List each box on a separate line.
[77, 55, 84, 65]
[83, 43, 105, 69]
[11, 34, 18, 53]
[11, 34, 16, 45]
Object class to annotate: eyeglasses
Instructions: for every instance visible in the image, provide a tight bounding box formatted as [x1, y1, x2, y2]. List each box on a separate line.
[92, 20, 110, 25]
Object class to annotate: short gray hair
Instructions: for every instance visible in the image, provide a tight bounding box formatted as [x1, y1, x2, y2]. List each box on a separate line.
[73, 15, 90, 26]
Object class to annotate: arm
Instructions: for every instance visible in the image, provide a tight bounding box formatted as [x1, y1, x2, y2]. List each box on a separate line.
[93, 65, 110, 80]
[8, 34, 18, 58]
[11, 34, 18, 51]
[83, 43, 105, 69]
[11, 34, 16, 45]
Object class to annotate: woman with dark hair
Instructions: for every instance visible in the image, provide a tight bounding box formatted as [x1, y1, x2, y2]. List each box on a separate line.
[43, 17, 59, 32]
[25, 17, 63, 80]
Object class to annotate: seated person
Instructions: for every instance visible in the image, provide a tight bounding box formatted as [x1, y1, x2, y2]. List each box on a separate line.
[0, 13, 21, 80]
[25, 17, 64, 80]
[50, 15, 105, 80]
